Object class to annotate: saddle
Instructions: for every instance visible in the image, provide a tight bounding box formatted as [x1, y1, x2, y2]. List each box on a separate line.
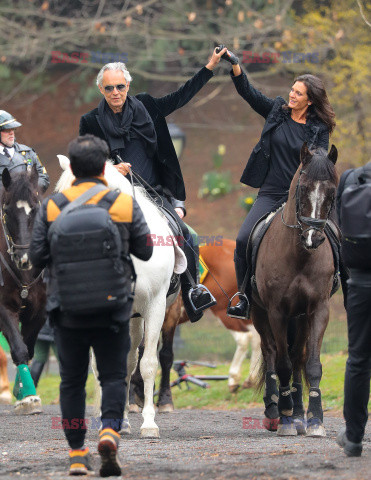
[157, 204, 184, 297]
[247, 205, 341, 297]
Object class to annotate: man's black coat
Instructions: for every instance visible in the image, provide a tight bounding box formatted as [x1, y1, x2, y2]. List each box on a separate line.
[80, 66, 214, 201]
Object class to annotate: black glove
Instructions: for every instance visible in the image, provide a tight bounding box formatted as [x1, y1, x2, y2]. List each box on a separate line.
[216, 44, 239, 65]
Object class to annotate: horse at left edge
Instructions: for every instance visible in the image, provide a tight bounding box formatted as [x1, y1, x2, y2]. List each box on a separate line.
[0, 166, 46, 414]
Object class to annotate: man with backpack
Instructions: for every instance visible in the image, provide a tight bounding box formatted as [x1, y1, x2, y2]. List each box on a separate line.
[336, 161, 371, 457]
[30, 134, 153, 477]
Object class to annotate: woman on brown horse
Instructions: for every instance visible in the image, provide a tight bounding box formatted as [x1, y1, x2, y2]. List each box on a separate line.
[220, 51, 336, 319]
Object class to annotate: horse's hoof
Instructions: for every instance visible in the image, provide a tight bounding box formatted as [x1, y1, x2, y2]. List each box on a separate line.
[140, 427, 160, 438]
[306, 422, 326, 437]
[277, 417, 297, 436]
[242, 379, 254, 389]
[14, 395, 42, 415]
[262, 417, 279, 431]
[228, 384, 240, 394]
[0, 391, 12, 405]
[119, 419, 131, 435]
[158, 404, 174, 413]
[129, 403, 141, 414]
[294, 418, 307, 435]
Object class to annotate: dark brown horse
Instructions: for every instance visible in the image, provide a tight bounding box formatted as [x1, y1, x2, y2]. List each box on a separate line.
[130, 238, 261, 413]
[0, 166, 46, 413]
[253, 143, 338, 437]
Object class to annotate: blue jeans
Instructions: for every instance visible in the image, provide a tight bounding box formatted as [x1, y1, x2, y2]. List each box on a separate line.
[236, 193, 287, 260]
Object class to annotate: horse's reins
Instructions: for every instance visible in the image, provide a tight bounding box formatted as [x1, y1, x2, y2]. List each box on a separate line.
[281, 169, 334, 235]
[115, 159, 232, 302]
[1, 206, 31, 261]
[0, 204, 43, 299]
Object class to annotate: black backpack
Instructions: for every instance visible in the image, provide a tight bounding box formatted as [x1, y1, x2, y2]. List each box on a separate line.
[339, 163, 371, 269]
[48, 184, 135, 315]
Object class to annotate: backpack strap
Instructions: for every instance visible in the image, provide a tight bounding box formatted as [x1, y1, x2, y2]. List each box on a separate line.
[97, 189, 121, 211]
[48, 184, 107, 240]
[51, 192, 69, 211]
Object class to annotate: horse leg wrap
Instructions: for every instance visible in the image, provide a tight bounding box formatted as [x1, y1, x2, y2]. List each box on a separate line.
[263, 371, 279, 419]
[278, 385, 293, 417]
[307, 387, 323, 425]
[291, 382, 305, 418]
[13, 364, 37, 401]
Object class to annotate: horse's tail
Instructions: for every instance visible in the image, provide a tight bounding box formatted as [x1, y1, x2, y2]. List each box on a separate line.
[256, 355, 267, 394]
[287, 315, 310, 389]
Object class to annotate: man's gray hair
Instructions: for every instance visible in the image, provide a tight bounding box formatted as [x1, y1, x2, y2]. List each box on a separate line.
[96, 62, 132, 87]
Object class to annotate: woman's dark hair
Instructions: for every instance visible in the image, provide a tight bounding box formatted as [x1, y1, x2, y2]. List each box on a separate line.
[284, 74, 336, 134]
[68, 134, 109, 178]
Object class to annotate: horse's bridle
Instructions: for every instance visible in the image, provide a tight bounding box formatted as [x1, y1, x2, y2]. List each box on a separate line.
[281, 169, 335, 235]
[1, 205, 31, 263]
[0, 203, 43, 299]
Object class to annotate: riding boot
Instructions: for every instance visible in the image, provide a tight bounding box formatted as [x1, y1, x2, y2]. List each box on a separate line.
[30, 360, 45, 388]
[227, 250, 251, 319]
[180, 237, 216, 323]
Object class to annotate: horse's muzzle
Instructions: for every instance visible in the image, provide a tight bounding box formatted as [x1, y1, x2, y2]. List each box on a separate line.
[15, 252, 33, 271]
[301, 230, 326, 250]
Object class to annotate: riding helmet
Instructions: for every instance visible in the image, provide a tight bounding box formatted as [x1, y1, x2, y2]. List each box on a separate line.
[0, 110, 22, 131]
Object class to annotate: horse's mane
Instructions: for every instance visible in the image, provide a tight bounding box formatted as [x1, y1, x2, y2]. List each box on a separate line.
[0, 171, 36, 203]
[56, 158, 168, 228]
[304, 148, 338, 183]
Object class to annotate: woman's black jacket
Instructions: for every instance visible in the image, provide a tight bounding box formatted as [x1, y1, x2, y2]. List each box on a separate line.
[231, 71, 330, 188]
[80, 66, 214, 201]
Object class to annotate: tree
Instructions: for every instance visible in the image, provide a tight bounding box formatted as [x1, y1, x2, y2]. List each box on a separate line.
[272, 0, 370, 164]
[0, 0, 295, 102]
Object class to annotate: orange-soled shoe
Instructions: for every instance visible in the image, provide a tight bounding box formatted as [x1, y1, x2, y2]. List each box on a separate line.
[69, 447, 93, 476]
[98, 428, 121, 477]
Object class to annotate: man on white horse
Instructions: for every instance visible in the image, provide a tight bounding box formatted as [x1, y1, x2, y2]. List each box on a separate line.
[0, 110, 49, 192]
[79, 49, 226, 322]
[30, 135, 153, 476]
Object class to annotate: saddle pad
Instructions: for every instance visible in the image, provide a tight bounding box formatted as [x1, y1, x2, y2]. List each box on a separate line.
[199, 253, 208, 284]
[249, 206, 340, 297]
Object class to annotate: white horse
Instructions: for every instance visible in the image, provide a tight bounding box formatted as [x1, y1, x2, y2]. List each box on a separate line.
[56, 155, 187, 438]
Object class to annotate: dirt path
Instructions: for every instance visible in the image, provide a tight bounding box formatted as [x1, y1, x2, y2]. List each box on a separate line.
[0, 405, 369, 479]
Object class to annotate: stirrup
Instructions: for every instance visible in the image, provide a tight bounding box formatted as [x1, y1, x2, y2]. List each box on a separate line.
[227, 292, 249, 320]
[188, 284, 217, 314]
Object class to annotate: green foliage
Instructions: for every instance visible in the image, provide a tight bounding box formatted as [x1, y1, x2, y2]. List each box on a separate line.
[285, 0, 371, 165]
[71, 68, 102, 107]
[199, 145, 233, 200]
[22, 353, 361, 411]
[240, 194, 257, 213]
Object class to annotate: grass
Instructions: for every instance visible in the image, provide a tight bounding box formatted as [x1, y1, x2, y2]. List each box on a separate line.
[8, 352, 354, 412]
[3, 291, 353, 411]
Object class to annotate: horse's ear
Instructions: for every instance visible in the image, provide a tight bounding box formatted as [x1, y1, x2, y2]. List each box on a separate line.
[328, 144, 338, 165]
[30, 163, 39, 187]
[2, 168, 11, 190]
[57, 154, 70, 171]
[300, 142, 312, 166]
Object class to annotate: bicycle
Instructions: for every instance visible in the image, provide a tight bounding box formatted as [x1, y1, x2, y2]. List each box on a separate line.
[167, 360, 229, 390]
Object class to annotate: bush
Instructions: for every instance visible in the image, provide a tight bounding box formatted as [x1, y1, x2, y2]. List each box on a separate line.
[198, 144, 233, 200]
[240, 194, 257, 213]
